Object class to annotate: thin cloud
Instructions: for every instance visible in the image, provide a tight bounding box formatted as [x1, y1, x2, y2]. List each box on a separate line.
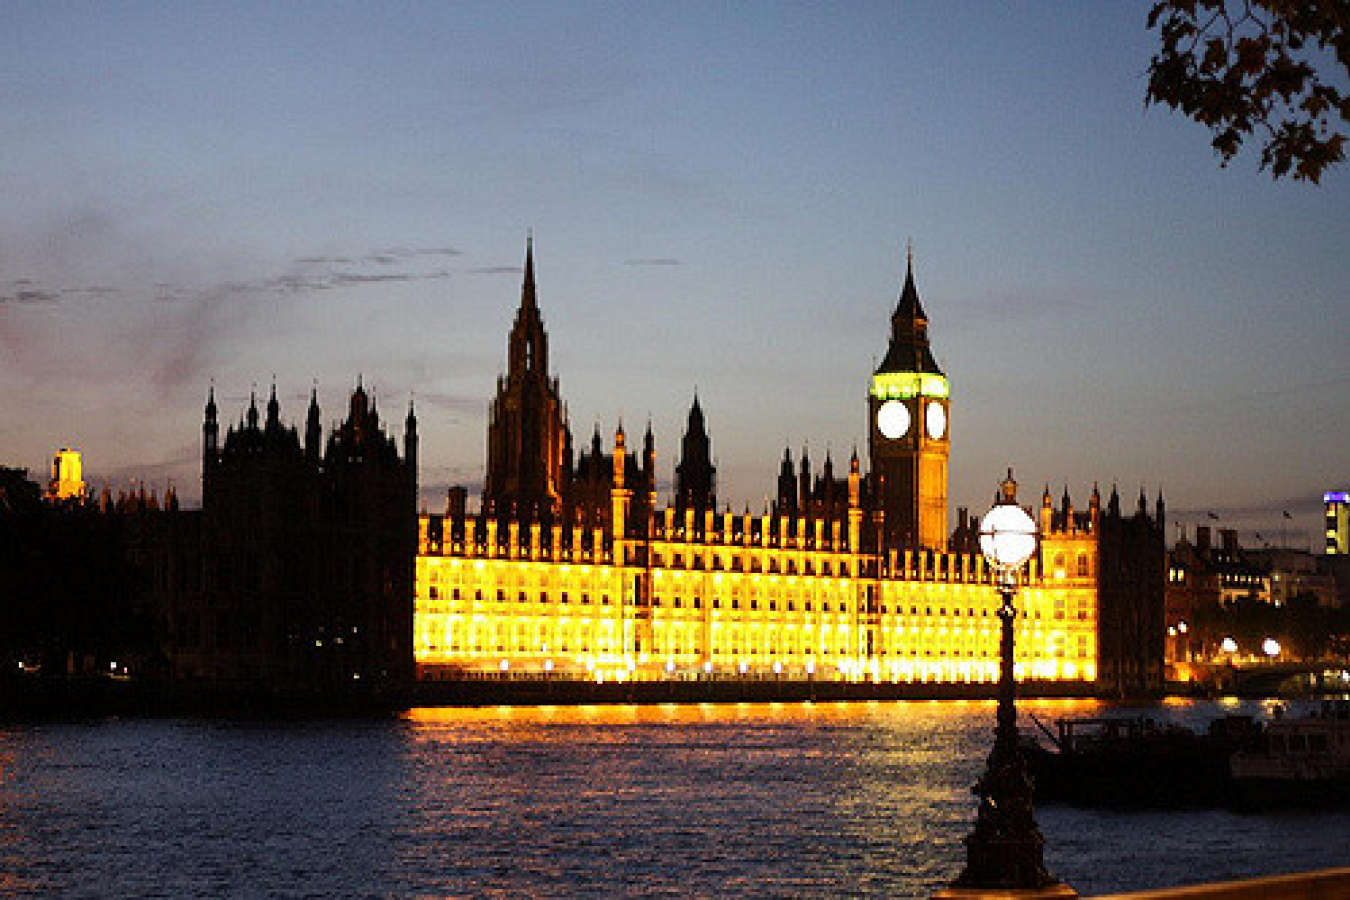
[623, 258, 681, 267]
[1, 289, 59, 305]
[0, 281, 119, 305]
[295, 255, 356, 265]
[465, 266, 522, 275]
[151, 268, 451, 301]
[99, 442, 199, 487]
[416, 390, 482, 415]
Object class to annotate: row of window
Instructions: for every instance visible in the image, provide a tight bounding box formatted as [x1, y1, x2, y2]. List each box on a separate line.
[422, 587, 1092, 620]
[420, 621, 1091, 658]
[1050, 551, 1093, 579]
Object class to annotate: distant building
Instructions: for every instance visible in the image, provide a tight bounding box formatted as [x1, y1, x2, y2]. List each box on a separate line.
[103, 382, 418, 695]
[1327, 491, 1349, 555]
[1244, 547, 1339, 609]
[415, 243, 1166, 696]
[181, 381, 417, 691]
[47, 448, 85, 501]
[1167, 526, 1270, 627]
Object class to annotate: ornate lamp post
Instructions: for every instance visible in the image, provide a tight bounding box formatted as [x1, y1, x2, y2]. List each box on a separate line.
[937, 470, 1076, 899]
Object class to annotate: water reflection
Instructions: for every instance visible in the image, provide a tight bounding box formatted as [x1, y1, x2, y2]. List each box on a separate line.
[0, 698, 1343, 897]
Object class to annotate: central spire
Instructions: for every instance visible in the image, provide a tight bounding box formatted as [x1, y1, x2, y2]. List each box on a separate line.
[521, 231, 537, 311]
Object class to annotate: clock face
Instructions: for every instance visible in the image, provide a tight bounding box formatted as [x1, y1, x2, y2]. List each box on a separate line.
[876, 400, 910, 440]
[926, 401, 947, 440]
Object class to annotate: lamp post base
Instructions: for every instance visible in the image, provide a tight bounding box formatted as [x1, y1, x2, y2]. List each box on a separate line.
[940, 576, 1075, 899]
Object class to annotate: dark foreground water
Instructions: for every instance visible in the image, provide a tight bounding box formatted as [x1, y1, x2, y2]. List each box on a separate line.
[1, 696, 1346, 898]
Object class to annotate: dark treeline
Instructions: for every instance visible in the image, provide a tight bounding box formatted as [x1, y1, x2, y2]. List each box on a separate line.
[1, 468, 157, 679]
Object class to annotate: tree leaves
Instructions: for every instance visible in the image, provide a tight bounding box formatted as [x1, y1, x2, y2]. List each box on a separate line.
[1146, 0, 1349, 183]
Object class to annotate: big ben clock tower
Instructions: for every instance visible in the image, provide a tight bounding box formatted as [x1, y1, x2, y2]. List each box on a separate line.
[868, 250, 949, 550]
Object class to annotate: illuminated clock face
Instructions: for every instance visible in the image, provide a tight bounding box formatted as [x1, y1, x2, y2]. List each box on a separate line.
[926, 401, 947, 440]
[876, 400, 910, 440]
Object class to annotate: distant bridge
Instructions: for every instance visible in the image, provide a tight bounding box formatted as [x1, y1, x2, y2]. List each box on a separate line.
[1219, 659, 1350, 695]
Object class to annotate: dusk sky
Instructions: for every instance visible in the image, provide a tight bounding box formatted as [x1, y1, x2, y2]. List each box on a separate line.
[3, 2, 1345, 547]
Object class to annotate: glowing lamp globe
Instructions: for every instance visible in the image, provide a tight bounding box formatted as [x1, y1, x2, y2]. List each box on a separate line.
[979, 502, 1038, 570]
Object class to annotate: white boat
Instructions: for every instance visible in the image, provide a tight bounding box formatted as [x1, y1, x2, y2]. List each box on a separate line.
[1229, 698, 1350, 808]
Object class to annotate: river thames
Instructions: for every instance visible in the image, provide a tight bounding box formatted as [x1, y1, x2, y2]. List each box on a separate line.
[1, 696, 1345, 897]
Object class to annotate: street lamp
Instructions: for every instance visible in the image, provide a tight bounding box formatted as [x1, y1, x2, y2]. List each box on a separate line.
[938, 470, 1075, 898]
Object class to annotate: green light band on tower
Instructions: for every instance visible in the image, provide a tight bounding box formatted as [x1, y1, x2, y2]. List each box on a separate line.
[869, 372, 949, 400]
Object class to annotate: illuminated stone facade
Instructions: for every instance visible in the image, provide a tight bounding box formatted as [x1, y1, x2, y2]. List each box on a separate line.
[413, 244, 1164, 690]
[416, 481, 1101, 684]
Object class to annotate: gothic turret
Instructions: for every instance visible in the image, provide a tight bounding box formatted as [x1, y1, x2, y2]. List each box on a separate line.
[203, 385, 219, 470]
[483, 235, 567, 519]
[405, 397, 419, 478]
[642, 420, 656, 483]
[266, 380, 281, 432]
[675, 393, 716, 515]
[305, 386, 322, 462]
[798, 447, 811, 513]
[777, 447, 797, 514]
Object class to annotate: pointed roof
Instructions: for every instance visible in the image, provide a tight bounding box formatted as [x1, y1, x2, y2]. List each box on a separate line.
[521, 232, 537, 312]
[266, 380, 280, 426]
[894, 250, 928, 326]
[875, 251, 944, 377]
[687, 392, 706, 433]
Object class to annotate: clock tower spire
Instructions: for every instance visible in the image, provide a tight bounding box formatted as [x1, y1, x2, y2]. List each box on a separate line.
[867, 249, 950, 550]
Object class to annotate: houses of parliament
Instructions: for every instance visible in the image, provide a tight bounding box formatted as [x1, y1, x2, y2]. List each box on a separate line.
[414, 240, 1165, 695]
[11, 238, 1162, 698]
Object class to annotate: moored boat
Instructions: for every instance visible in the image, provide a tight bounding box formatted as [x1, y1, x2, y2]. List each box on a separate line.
[1028, 700, 1350, 811]
[1229, 698, 1350, 809]
[1026, 713, 1247, 808]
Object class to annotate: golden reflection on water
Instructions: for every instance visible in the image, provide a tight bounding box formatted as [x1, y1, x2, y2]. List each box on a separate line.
[404, 696, 1110, 732]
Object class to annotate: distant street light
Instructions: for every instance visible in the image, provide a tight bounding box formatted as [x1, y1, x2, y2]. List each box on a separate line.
[1221, 637, 1238, 655]
[1263, 638, 1281, 659]
[938, 470, 1075, 898]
